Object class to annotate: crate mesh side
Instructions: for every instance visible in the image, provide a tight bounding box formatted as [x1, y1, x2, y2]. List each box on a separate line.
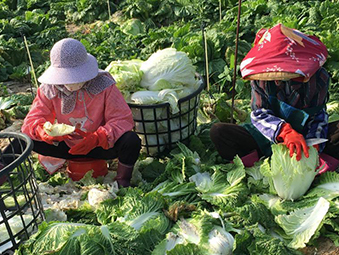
[0, 134, 44, 253]
[130, 84, 203, 155]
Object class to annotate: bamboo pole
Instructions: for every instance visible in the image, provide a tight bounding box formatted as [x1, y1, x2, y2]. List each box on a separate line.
[107, 0, 111, 19]
[202, 26, 210, 92]
[230, 0, 242, 124]
[219, 0, 222, 22]
[23, 35, 38, 90]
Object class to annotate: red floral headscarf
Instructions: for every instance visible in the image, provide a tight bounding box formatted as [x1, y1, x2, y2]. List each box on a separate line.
[240, 24, 328, 82]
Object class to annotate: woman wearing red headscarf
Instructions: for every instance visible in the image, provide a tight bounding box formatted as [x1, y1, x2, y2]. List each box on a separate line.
[210, 24, 339, 172]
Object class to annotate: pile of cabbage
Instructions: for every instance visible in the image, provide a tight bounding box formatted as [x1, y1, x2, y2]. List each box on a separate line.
[15, 140, 339, 255]
[105, 48, 203, 155]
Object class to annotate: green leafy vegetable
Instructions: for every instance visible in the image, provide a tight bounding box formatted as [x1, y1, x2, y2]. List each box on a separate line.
[120, 19, 146, 36]
[275, 197, 330, 249]
[96, 188, 171, 235]
[306, 171, 339, 200]
[105, 59, 144, 98]
[140, 48, 197, 90]
[261, 144, 319, 201]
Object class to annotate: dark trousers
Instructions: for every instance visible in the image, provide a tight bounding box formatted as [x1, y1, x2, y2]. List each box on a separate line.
[8, 131, 141, 166]
[210, 121, 339, 161]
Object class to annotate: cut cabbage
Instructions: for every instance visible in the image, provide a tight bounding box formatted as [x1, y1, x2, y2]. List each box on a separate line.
[3, 194, 26, 208]
[88, 188, 115, 208]
[261, 144, 319, 201]
[0, 215, 33, 243]
[43, 121, 75, 137]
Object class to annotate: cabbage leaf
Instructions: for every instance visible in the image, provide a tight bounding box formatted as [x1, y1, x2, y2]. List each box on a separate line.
[43, 121, 75, 137]
[275, 197, 330, 249]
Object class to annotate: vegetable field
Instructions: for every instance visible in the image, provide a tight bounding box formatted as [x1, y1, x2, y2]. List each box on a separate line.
[1, 0, 339, 254]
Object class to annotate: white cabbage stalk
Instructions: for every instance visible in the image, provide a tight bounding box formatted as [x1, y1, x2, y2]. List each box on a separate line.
[132, 107, 166, 133]
[131, 107, 165, 121]
[159, 118, 190, 143]
[163, 118, 188, 129]
[157, 89, 179, 114]
[135, 122, 165, 134]
[180, 98, 197, 116]
[164, 232, 185, 251]
[0, 215, 33, 243]
[140, 134, 166, 155]
[208, 226, 234, 255]
[43, 121, 75, 137]
[306, 172, 339, 200]
[134, 157, 154, 170]
[130, 89, 182, 114]
[189, 172, 213, 190]
[177, 85, 196, 99]
[3, 194, 26, 208]
[170, 126, 189, 143]
[88, 188, 115, 208]
[148, 78, 173, 91]
[177, 219, 200, 244]
[130, 91, 160, 105]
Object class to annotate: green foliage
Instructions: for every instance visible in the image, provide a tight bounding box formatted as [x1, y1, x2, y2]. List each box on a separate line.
[65, 0, 116, 24]
[32, 160, 50, 182]
[4, 1, 339, 253]
[66, 202, 99, 225]
[2, 0, 339, 98]
[47, 172, 69, 187]
[247, 226, 303, 255]
[138, 158, 166, 183]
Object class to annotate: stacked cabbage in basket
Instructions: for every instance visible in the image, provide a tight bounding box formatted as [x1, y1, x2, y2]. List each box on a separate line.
[105, 48, 202, 154]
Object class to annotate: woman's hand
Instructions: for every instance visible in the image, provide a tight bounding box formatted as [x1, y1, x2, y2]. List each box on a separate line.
[68, 129, 108, 155]
[277, 123, 309, 161]
[35, 124, 70, 145]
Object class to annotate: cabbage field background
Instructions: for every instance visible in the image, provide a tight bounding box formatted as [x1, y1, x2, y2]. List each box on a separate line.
[2, 0, 339, 254]
[2, 0, 339, 97]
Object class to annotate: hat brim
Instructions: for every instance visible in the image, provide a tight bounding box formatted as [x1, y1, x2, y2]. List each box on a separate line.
[38, 54, 98, 85]
[246, 72, 302, 81]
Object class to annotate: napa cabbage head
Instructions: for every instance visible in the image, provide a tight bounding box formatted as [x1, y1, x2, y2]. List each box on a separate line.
[120, 19, 145, 36]
[140, 48, 197, 90]
[261, 144, 319, 201]
[105, 59, 143, 98]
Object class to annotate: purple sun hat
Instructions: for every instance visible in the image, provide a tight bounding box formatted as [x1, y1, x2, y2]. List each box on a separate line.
[38, 38, 98, 85]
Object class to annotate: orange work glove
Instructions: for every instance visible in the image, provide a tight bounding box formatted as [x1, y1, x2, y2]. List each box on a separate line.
[68, 129, 108, 155]
[276, 123, 309, 161]
[35, 124, 69, 145]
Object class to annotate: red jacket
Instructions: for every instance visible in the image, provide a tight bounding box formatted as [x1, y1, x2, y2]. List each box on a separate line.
[22, 72, 134, 148]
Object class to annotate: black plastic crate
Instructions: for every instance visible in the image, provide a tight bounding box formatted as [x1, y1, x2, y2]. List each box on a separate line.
[128, 77, 204, 155]
[0, 132, 44, 253]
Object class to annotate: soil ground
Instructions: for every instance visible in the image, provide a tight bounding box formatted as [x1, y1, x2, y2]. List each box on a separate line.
[1, 81, 339, 254]
[301, 237, 339, 255]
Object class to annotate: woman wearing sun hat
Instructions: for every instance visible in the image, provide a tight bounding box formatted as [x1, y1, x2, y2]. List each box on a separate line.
[21, 38, 141, 187]
[210, 24, 339, 172]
